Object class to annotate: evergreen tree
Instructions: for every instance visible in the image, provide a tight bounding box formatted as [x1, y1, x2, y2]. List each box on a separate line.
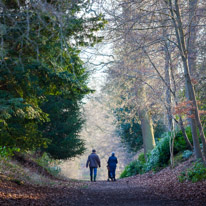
[0, 0, 106, 157]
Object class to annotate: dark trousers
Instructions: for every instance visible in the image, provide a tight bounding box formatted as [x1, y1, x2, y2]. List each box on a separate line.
[109, 167, 116, 179]
[90, 167, 97, 181]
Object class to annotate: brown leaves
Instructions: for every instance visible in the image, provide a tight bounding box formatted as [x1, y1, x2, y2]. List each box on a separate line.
[173, 100, 194, 116]
[120, 157, 206, 204]
[191, 78, 198, 85]
[173, 100, 206, 119]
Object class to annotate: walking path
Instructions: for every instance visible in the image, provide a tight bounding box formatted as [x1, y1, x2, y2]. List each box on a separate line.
[66, 180, 185, 206]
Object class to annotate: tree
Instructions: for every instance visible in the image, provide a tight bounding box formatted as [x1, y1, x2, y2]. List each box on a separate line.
[102, 0, 206, 160]
[114, 107, 143, 152]
[164, 0, 206, 160]
[40, 95, 86, 159]
[0, 0, 106, 158]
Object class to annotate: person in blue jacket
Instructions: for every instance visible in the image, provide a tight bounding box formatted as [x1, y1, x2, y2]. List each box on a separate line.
[107, 152, 118, 181]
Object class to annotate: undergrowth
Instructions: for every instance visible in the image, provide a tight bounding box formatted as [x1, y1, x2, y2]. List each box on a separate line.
[0, 146, 20, 158]
[0, 150, 62, 186]
[35, 152, 61, 176]
[120, 128, 194, 179]
[178, 161, 206, 183]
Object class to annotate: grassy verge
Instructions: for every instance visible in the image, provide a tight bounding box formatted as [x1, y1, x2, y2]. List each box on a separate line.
[0, 152, 63, 187]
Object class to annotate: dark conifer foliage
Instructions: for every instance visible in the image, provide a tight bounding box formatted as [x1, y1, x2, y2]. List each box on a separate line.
[0, 0, 106, 158]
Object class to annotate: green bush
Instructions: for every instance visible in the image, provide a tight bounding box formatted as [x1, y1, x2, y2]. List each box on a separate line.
[0, 146, 20, 158]
[173, 152, 184, 163]
[174, 127, 193, 153]
[120, 160, 145, 178]
[120, 129, 194, 178]
[145, 135, 170, 172]
[138, 153, 146, 164]
[178, 161, 206, 183]
[182, 150, 193, 160]
[36, 152, 61, 176]
[145, 128, 193, 172]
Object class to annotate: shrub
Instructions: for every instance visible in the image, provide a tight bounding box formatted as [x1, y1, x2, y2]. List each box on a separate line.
[36, 152, 61, 176]
[145, 128, 193, 172]
[138, 153, 146, 164]
[120, 160, 145, 178]
[178, 161, 206, 183]
[182, 150, 193, 160]
[47, 166, 61, 176]
[120, 135, 170, 178]
[0, 146, 20, 159]
[174, 127, 193, 153]
[145, 135, 170, 172]
[120, 128, 194, 178]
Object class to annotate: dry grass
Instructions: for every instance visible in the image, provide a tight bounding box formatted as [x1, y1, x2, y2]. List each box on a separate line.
[0, 157, 64, 187]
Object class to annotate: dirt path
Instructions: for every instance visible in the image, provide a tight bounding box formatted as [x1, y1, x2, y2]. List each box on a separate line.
[0, 177, 205, 206]
[65, 180, 186, 206]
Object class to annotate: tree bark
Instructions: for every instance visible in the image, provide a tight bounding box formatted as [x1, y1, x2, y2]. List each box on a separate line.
[139, 86, 156, 158]
[188, 0, 198, 77]
[163, 30, 173, 131]
[140, 109, 156, 158]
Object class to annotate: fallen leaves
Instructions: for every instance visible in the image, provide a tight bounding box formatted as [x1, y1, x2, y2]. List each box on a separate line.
[0, 157, 206, 205]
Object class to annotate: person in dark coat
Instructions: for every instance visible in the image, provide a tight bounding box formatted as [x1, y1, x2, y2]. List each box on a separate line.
[86, 149, 101, 182]
[107, 152, 118, 181]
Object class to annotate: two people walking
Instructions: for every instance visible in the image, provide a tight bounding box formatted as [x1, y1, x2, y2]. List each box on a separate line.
[86, 149, 118, 182]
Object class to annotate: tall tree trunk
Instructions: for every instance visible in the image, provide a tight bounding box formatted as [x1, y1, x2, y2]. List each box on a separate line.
[188, 0, 198, 77]
[140, 109, 156, 157]
[163, 33, 173, 131]
[167, 0, 205, 160]
[139, 86, 156, 158]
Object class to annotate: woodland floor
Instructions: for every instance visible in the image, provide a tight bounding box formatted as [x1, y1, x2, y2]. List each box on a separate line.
[0, 158, 206, 206]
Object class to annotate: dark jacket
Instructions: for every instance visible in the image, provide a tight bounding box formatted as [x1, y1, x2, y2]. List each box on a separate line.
[108, 154, 118, 169]
[86, 152, 101, 168]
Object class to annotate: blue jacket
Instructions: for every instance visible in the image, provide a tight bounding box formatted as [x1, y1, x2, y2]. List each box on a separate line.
[108, 155, 118, 169]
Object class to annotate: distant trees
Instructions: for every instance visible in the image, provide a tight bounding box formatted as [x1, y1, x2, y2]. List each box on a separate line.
[0, 0, 106, 159]
[114, 108, 143, 152]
